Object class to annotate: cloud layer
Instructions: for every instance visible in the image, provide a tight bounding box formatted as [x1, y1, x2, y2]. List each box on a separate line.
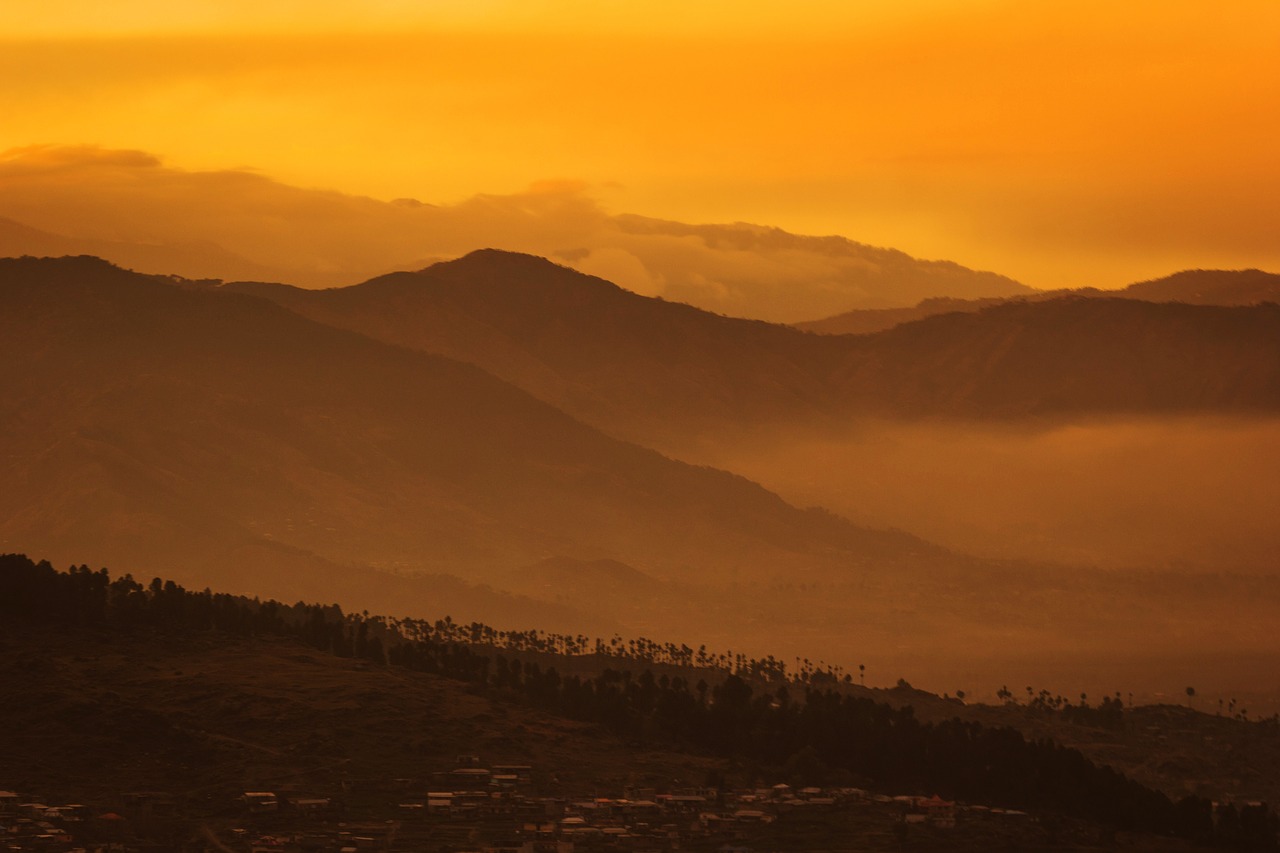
[0, 145, 1027, 321]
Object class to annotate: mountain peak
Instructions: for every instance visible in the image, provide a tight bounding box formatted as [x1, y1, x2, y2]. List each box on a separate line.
[350, 248, 627, 302]
[448, 247, 560, 269]
[429, 248, 618, 289]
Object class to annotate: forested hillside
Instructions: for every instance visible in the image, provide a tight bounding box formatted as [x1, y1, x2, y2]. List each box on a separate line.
[4, 554, 1277, 850]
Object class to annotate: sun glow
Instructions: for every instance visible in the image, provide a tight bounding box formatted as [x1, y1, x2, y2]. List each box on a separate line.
[1, 0, 1277, 287]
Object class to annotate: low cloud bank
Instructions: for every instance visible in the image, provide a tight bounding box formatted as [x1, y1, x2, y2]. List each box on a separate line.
[0, 145, 1027, 321]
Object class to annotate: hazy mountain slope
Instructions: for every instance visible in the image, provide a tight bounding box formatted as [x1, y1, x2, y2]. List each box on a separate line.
[833, 297, 1280, 416]
[794, 295, 1029, 335]
[1122, 268, 1280, 305]
[226, 250, 850, 444]
[797, 269, 1280, 335]
[0, 256, 930, 604]
[0, 215, 286, 283]
[600, 214, 1031, 319]
[228, 252, 1280, 449]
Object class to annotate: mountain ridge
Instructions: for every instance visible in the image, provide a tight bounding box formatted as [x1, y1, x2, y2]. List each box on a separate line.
[220, 250, 1280, 451]
[797, 268, 1280, 335]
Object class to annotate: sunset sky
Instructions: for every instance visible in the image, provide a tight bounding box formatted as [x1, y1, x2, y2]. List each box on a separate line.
[2, 0, 1277, 289]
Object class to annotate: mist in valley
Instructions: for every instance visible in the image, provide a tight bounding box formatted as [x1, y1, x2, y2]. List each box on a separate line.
[650, 414, 1280, 710]
[686, 415, 1280, 575]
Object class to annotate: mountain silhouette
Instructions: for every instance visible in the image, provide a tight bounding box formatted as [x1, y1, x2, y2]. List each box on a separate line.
[225, 249, 850, 445]
[798, 269, 1280, 335]
[1122, 269, 1280, 305]
[831, 296, 1280, 416]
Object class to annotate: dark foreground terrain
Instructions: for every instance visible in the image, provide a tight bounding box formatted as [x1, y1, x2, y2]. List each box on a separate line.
[3, 555, 1278, 852]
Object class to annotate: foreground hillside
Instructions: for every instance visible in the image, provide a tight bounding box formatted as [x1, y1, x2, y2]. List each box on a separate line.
[0, 613, 710, 804]
[2, 555, 1276, 853]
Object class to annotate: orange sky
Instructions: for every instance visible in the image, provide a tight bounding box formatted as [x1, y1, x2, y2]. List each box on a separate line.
[2, 0, 1277, 289]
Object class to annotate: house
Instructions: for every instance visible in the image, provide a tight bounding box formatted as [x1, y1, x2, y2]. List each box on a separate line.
[493, 765, 535, 784]
[289, 797, 335, 819]
[661, 794, 707, 814]
[19, 803, 50, 819]
[918, 794, 956, 828]
[243, 792, 280, 813]
[452, 768, 493, 790]
[426, 792, 454, 815]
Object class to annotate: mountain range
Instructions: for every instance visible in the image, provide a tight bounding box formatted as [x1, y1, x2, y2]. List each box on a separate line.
[0, 255, 934, 625]
[225, 251, 1280, 450]
[796, 269, 1280, 335]
[3, 250, 1279, 697]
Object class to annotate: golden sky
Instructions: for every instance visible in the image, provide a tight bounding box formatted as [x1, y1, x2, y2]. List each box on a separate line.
[2, 0, 1277, 289]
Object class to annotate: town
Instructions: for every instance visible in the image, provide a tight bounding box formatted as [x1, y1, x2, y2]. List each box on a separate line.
[6, 754, 1063, 853]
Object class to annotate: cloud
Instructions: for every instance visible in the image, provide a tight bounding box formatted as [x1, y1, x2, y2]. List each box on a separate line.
[0, 145, 1029, 320]
[0, 144, 162, 172]
[570, 247, 665, 298]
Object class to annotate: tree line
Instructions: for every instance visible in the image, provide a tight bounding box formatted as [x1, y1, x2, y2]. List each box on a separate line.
[1, 554, 1275, 850]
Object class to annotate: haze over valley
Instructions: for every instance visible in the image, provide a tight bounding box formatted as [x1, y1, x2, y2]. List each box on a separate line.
[2, 248, 1277, 712]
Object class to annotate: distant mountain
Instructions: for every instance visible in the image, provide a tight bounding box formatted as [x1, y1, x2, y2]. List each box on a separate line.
[0, 256, 934, 622]
[830, 296, 1280, 417]
[0, 216, 87, 257]
[0, 145, 1031, 321]
[500, 556, 674, 627]
[1122, 268, 1280, 306]
[797, 269, 1280, 335]
[514, 556, 661, 594]
[0, 216, 287, 284]
[227, 251, 1280, 450]
[224, 250, 851, 445]
[794, 295, 1026, 336]
[598, 214, 1031, 320]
